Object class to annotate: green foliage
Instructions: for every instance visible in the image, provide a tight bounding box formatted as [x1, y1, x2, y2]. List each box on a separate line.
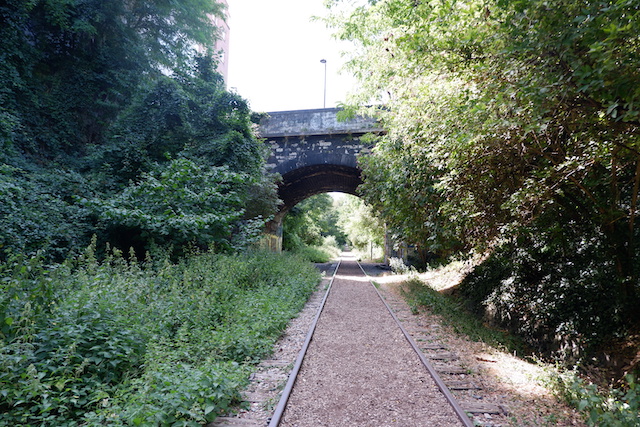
[92, 159, 250, 255]
[358, 135, 460, 259]
[402, 277, 522, 353]
[0, 309, 143, 424]
[0, 252, 63, 343]
[283, 194, 362, 262]
[98, 71, 264, 186]
[327, 0, 640, 367]
[1, 0, 223, 157]
[0, 165, 93, 261]
[1, 1, 277, 261]
[88, 64, 277, 257]
[328, 0, 640, 257]
[457, 221, 627, 362]
[108, 361, 248, 426]
[554, 373, 640, 427]
[283, 194, 346, 250]
[0, 249, 320, 425]
[335, 194, 384, 253]
[293, 237, 342, 263]
[86, 69, 278, 256]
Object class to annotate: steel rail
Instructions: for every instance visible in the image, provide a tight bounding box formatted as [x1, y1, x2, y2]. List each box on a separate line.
[356, 261, 475, 427]
[267, 259, 341, 427]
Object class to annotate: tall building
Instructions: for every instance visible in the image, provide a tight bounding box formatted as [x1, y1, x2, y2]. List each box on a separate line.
[212, 0, 230, 83]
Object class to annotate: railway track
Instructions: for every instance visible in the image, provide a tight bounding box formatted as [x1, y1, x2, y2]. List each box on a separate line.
[271, 255, 473, 427]
[211, 254, 510, 426]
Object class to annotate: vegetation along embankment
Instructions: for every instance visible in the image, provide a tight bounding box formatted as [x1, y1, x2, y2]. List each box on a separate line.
[0, 1, 317, 424]
[0, 248, 320, 425]
[324, 0, 640, 425]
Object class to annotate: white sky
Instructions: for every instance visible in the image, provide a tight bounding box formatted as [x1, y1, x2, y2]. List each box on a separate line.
[226, 0, 357, 112]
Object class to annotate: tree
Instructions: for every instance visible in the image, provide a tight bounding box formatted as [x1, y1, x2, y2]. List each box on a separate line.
[90, 59, 279, 255]
[326, 0, 640, 331]
[329, 0, 640, 273]
[336, 195, 384, 253]
[0, 1, 279, 260]
[1, 0, 223, 158]
[96, 60, 263, 186]
[283, 194, 346, 250]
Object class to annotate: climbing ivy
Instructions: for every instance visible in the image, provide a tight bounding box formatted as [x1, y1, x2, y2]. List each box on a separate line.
[1, 1, 279, 259]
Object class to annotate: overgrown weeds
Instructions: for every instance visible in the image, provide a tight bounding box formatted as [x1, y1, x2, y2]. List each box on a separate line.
[402, 278, 524, 358]
[288, 236, 341, 263]
[0, 246, 320, 425]
[551, 372, 639, 426]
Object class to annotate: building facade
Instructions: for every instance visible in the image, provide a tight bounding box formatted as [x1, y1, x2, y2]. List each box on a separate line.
[212, 0, 230, 83]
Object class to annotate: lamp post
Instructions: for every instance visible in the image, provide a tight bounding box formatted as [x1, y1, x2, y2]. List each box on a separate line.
[320, 59, 327, 108]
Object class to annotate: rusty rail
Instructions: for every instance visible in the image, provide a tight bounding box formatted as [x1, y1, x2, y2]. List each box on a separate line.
[357, 262, 475, 427]
[267, 260, 341, 427]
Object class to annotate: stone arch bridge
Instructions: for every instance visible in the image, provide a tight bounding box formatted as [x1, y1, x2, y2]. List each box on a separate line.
[258, 108, 383, 251]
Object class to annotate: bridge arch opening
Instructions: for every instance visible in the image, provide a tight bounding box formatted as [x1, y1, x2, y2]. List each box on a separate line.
[279, 164, 362, 212]
[264, 164, 362, 239]
[275, 189, 387, 264]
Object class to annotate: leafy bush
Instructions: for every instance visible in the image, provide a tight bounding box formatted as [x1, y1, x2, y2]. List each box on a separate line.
[289, 237, 341, 263]
[389, 257, 416, 275]
[0, 165, 93, 262]
[457, 221, 631, 363]
[554, 373, 640, 427]
[99, 361, 249, 426]
[2, 32, 278, 262]
[0, 248, 320, 425]
[92, 159, 252, 255]
[0, 307, 143, 425]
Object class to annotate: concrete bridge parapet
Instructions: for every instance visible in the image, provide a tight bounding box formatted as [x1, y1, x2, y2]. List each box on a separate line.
[259, 107, 382, 139]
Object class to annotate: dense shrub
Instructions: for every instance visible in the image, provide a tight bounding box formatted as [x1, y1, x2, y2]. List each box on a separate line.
[0, 248, 320, 425]
[457, 219, 635, 363]
[0, 165, 93, 261]
[288, 236, 341, 263]
[92, 159, 249, 255]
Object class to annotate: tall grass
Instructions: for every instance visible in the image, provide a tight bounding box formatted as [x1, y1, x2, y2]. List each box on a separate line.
[0, 247, 320, 425]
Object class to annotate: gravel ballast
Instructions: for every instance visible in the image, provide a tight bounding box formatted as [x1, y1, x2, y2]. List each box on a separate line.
[279, 255, 463, 427]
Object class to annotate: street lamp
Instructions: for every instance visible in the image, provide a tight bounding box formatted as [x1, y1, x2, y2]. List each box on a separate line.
[320, 59, 327, 108]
